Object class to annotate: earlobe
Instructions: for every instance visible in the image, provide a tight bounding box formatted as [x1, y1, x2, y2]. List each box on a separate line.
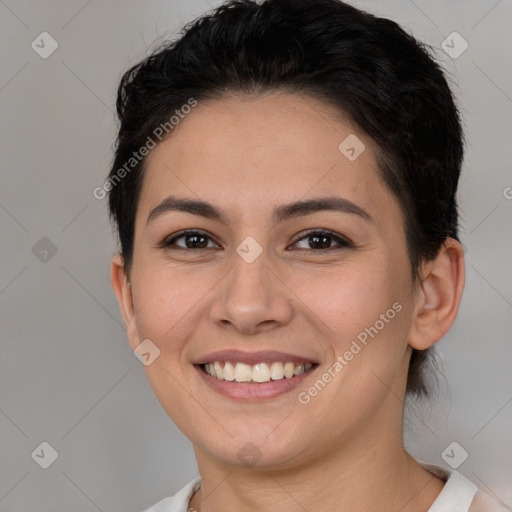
[110, 253, 140, 351]
[408, 238, 465, 351]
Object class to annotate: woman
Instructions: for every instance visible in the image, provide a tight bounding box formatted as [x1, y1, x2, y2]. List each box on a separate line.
[107, 0, 510, 510]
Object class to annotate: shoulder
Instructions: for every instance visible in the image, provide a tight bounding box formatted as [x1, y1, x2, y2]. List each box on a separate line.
[418, 461, 511, 512]
[140, 477, 201, 512]
[469, 489, 512, 512]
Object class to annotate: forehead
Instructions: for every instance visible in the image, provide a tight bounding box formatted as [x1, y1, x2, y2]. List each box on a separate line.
[137, 92, 400, 228]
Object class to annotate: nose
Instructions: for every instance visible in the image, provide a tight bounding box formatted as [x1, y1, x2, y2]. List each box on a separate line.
[209, 250, 294, 335]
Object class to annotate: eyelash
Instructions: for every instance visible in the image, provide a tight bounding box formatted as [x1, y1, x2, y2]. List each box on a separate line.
[158, 228, 353, 253]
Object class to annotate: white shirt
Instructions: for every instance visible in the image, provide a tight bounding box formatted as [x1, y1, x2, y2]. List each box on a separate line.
[141, 461, 511, 512]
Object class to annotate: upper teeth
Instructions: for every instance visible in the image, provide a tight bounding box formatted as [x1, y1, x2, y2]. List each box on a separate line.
[203, 361, 313, 383]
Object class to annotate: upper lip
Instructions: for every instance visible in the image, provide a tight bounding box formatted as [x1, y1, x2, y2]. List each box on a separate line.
[192, 350, 319, 366]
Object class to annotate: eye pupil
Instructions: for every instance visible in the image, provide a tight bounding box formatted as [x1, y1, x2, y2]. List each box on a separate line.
[310, 234, 331, 249]
[186, 234, 208, 249]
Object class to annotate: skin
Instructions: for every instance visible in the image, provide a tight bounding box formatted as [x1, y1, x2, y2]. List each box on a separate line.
[111, 92, 465, 512]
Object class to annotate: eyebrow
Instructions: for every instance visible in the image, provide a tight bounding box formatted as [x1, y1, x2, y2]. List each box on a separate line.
[146, 195, 372, 226]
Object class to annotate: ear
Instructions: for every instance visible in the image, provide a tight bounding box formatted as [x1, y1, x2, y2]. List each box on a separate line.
[110, 253, 140, 351]
[408, 238, 465, 350]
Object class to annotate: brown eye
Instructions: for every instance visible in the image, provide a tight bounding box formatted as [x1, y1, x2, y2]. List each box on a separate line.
[291, 229, 352, 251]
[160, 230, 220, 250]
[158, 228, 352, 253]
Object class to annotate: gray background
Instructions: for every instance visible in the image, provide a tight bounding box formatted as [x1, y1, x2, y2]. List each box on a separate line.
[1, 0, 511, 510]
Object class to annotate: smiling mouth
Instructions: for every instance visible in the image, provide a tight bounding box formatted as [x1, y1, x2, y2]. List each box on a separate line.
[199, 361, 316, 383]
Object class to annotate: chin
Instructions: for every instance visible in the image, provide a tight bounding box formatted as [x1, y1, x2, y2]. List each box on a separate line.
[192, 426, 314, 471]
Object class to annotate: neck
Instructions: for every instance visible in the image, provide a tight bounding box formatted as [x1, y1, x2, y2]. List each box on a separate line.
[189, 410, 444, 512]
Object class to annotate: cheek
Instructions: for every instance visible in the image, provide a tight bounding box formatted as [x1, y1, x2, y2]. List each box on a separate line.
[294, 261, 409, 395]
[292, 262, 399, 343]
[131, 264, 210, 354]
[130, 266, 206, 429]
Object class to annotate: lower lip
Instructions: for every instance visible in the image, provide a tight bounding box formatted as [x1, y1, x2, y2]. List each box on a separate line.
[195, 365, 316, 401]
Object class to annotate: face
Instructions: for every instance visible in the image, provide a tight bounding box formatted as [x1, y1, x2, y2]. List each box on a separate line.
[115, 92, 422, 469]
